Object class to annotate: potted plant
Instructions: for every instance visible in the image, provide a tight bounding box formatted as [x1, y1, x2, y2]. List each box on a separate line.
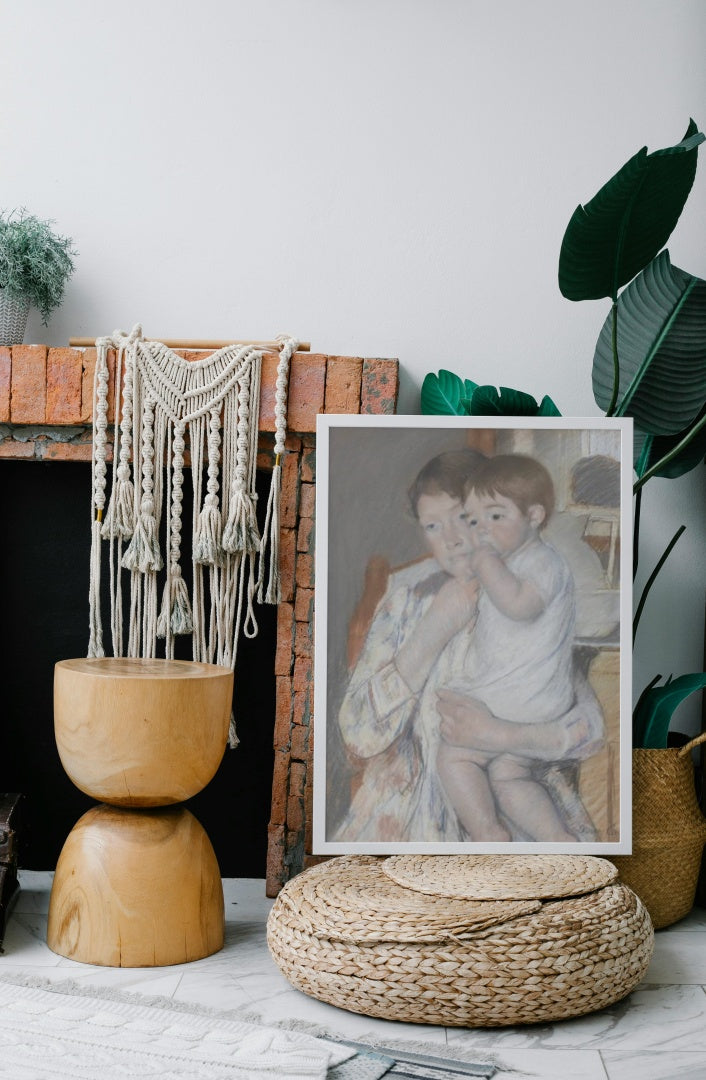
[422, 120, 706, 925]
[0, 209, 76, 345]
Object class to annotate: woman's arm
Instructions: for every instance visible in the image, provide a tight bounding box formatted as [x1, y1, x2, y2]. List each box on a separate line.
[437, 672, 604, 762]
[339, 573, 479, 759]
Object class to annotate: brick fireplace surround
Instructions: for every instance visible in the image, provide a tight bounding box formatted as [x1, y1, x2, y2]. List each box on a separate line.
[0, 344, 399, 896]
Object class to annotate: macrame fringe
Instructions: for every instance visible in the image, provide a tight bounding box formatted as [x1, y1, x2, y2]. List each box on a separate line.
[257, 462, 282, 604]
[87, 518, 105, 658]
[88, 327, 296, 750]
[122, 503, 163, 573]
[228, 711, 240, 749]
[222, 489, 261, 554]
[157, 571, 194, 638]
[194, 498, 224, 566]
[101, 472, 135, 540]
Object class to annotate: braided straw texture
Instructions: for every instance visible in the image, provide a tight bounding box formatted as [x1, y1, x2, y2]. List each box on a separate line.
[382, 853, 618, 900]
[267, 856, 653, 1027]
[611, 738, 706, 929]
[272, 856, 540, 943]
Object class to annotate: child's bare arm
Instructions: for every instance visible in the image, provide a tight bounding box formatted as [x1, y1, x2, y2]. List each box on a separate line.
[470, 546, 544, 620]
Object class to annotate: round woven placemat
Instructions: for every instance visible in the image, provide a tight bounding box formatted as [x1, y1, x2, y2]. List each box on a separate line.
[277, 856, 541, 943]
[382, 853, 618, 899]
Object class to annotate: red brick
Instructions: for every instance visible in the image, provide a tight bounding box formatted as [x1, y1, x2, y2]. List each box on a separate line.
[324, 356, 363, 413]
[361, 358, 399, 414]
[280, 449, 300, 529]
[259, 352, 326, 435]
[294, 587, 314, 624]
[284, 434, 302, 453]
[80, 348, 96, 421]
[0, 440, 35, 458]
[293, 657, 312, 694]
[297, 516, 314, 554]
[304, 767, 315, 853]
[292, 689, 310, 728]
[0, 348, 10, 422]
[299, 482, 315, 520]
[269, 749, 290, 826]
[274, 603, 295, 676]
[273, 676, 293, 749]
[288, 355, 326, 432]
[295, 621, 312, 660]
[11, 345, 46, 422]
[46, 348, 83, 423]
[279, 528, 297, 602]
[289, 761, 306, 800]
[295, 553, 314, 590]
[290, 724, 309, 763]
[265, 824, 286, 897]
[41, 441, 95, 462]
[286, 793, 304, 834]
[300, 442, 316, 483]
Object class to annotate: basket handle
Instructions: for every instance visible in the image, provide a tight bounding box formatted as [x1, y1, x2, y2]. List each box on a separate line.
[677, 731, 706, 757]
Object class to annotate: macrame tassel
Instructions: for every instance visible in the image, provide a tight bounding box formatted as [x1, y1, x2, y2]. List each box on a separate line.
[122, 498, 163, 573]
[222, 488, 261, 554]
[87, 518, 105, 657]
[101, 468, 135, 540]
[257, 461, 282, 604]
[157, 570, 194, 637]
[194, 494, 224, 566]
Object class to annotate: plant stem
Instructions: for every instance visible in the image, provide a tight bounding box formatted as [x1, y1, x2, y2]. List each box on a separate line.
[606, 302, 620, 416]
[633, 409, 706, 492]
[633, 525, 686, 643]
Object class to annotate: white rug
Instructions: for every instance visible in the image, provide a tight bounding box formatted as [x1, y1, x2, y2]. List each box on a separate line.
[0, 975, 361, 1079]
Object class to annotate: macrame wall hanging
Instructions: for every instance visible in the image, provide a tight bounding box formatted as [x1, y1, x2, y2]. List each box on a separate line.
[88, 325, 297, 745]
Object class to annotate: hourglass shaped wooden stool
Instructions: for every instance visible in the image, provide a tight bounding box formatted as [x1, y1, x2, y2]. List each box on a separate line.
[47, 658, 233, 967]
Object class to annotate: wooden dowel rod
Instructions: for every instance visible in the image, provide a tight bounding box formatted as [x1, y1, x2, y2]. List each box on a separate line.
[69, 337, 311, 351]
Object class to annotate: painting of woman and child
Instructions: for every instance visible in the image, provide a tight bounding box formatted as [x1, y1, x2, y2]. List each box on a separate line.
[313, 416, 632, 854]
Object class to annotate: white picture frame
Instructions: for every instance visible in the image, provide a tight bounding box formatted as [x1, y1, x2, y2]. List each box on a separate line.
[313, 415, 633, 855]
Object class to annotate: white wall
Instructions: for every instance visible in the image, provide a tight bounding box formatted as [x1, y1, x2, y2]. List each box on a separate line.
[3, 0, 705, 726]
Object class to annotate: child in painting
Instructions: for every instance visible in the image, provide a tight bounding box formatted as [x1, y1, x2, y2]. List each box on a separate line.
[436, 454, 580, 842]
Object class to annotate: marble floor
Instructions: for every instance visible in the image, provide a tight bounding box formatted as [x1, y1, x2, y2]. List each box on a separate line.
[2, 871, 706, 1079]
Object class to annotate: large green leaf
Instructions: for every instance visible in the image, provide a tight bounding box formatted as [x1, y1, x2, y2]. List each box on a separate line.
[421, 370, 477, 414]
[634, 407, 706, 479]
[559, 120, 704, 301]
[469, 385, 562, 417]
[633, 672, 706, 748]
[592, 251, 706, 434]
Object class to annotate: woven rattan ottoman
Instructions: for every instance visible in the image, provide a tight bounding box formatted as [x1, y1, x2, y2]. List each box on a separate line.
[267, 854, 654, 1027]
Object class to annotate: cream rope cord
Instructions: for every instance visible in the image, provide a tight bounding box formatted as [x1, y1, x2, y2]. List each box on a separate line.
[88, 325, 297, 746]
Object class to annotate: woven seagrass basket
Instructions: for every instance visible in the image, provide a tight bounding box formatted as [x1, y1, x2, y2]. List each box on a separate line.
[267, 854, 654, 1027]
[610, 732, 706, 930]
[0, 290, 29, 346]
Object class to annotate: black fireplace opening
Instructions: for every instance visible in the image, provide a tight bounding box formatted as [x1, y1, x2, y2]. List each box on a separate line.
[0, 459, 276, 877]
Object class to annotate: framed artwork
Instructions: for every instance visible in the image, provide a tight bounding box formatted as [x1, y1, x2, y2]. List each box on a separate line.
[313, 415, 633, 855]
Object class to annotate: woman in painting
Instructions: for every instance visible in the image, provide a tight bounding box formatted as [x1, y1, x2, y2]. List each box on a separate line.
[332, 448, 603, 844]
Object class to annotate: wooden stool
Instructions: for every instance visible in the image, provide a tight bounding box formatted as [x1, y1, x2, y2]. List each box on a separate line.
[47, 658, 233, 967]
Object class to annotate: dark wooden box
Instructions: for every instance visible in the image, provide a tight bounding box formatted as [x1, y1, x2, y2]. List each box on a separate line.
[0, 793, 23, 949]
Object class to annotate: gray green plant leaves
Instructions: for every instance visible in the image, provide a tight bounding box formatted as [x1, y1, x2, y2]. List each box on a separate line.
[421, 371, 561, 417]
[633, 673, 706, 748]
[592, 252, 706, 436]
[421, 370, 477, 414]
[559, 120, 704, 302]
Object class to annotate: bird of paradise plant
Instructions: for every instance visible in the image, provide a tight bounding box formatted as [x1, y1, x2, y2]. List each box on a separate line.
[422, 121, 706, 748]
